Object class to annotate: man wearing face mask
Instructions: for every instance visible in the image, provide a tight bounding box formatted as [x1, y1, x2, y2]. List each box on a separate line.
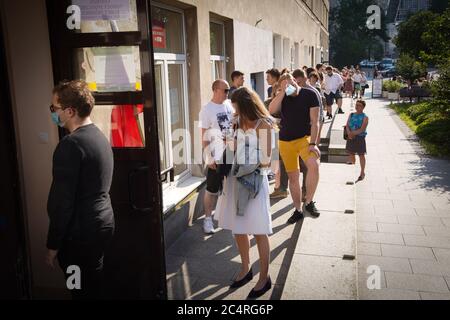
[269, 71, 321, 224]
[46, 80, 114, 299]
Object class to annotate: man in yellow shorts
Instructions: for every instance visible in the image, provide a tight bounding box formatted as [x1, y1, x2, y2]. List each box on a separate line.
[269, 70, 321, 224]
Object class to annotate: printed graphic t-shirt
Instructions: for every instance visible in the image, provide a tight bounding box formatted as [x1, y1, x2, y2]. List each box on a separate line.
[199, 100, 235, 161]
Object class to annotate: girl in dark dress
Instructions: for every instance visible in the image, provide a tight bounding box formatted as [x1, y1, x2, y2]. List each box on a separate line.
[345, 100, 369, 181]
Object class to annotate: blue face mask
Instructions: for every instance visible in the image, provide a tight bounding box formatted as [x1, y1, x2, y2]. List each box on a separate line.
[285, 84, 297, 96]
[51, 112, 66, 128]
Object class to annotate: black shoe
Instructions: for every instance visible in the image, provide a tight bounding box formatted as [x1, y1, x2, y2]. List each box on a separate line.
[248, 278, 272, 299]
[287, 210, 304, 224]
[338, 109, 345, 114]
[230, 269, 253, 289]
[303, 201, 320, 218]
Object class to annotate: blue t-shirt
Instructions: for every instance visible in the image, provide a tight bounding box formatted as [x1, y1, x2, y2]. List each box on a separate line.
[349, 113, 367, 137]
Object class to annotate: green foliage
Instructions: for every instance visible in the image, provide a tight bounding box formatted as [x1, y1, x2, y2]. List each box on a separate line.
[391, 102, 450, 157]
[329, 0, 389, 68]
[431, 59, 450, 110]
[384, 80, 404, 93]
[430, 0, 450, 14]
[394, 8, 450, 65]
[394, 11, 437, 60]
[396, 54, 427, 82]
[416, 117, 450, 156]
[421, 9, 450, 65]
[406, 102, 430, 121]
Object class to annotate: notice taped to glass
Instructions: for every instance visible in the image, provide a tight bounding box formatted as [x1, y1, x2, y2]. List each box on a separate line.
[72, 0, 131, 21]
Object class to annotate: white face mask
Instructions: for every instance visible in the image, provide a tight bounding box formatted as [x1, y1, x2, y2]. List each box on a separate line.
[285, 85, 297, 96]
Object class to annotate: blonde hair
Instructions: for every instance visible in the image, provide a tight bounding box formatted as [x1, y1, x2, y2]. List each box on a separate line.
[231, 87, 275, 127]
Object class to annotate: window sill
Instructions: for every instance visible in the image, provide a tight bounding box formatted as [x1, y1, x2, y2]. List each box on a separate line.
[162, 175, 205, 215]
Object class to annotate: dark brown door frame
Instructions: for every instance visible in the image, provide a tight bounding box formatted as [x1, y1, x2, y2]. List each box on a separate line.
[46, 0, 167, 299]
[0, 8, 32, 299]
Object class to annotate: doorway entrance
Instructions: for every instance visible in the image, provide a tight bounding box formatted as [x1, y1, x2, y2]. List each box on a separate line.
[47, 0, 167, 299]
[0, 10, 31, 299]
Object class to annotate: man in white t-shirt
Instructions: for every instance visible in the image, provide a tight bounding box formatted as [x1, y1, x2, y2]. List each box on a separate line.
[199, 79, 235, 234]
[323, 66, 344, 119]
[352, 70, 364, 99]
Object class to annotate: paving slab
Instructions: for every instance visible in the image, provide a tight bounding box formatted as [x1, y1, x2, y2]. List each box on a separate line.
[282, 255, 356, 300]
[385, 272, 449, 293]
[381, 244, 435, 260]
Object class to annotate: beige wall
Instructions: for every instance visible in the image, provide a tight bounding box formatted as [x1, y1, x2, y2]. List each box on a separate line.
[1, 0, 66, 295]
[158, 0, 329, 169]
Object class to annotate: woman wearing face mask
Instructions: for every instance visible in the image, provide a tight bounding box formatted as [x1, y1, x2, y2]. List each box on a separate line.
[215, 87, 275, 299]
[345, 100, 369, 181]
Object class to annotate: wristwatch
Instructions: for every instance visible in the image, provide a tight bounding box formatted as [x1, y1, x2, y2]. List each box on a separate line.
[309, 143, 317, 146]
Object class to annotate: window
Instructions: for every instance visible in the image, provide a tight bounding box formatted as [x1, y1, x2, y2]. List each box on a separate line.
[90, 104, 145, 148]
[71, 0, 139, 33]
[210, 20, 226, 81]
[152, 5, 184, 54]
[273, 34, 282, 69]
[74, 46, 142, 92]
[152, 3, 189, 183]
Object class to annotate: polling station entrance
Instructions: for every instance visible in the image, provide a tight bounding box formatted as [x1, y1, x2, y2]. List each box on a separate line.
[46, 0, 167, 299]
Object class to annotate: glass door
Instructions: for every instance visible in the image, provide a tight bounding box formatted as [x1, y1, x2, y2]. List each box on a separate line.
[47, 0, 167, 299]
[167, 62, 188, 177]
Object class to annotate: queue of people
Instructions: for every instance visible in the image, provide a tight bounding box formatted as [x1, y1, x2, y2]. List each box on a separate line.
[44, 64, 368, 300]
[199, 63, 369, 299]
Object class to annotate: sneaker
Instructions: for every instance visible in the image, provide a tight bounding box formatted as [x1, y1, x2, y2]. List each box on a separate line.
[337, 109, 345, 114]
[203, 217, 215, 234]
[270, 189, 289, 199]
[287, 210, 304, 224]
[303, 201, 320, 218]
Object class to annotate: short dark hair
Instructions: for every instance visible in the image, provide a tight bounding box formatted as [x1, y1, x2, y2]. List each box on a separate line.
[308, 71, 319, 80]
[316, 63, 323, 70]
[292, 69, 306, 79]
[306, 68, 316, 77]
[266, 68, 281, 80]
[231, 70, 244, 81]
[356, 100, 366, 108]
[325, 66, 333, 71]
[53, 80, 95, 118]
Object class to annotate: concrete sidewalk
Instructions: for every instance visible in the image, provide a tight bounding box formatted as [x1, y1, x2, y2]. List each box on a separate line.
[165, 94, 450, 300]
[166, 160, 357, 300]
[165, 97, 358, 300]
[355, 98, 450, 300]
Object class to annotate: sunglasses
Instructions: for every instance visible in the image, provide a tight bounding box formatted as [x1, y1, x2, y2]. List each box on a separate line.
[49, 104, 63, 112]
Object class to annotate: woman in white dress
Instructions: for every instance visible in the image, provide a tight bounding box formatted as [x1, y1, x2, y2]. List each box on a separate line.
[215, 87, 275, 299]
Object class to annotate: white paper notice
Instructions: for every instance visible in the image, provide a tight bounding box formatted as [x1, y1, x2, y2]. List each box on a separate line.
[94, 48, 136, 92]
[372, 79, 383, 97]
[72, 0, 131, 21]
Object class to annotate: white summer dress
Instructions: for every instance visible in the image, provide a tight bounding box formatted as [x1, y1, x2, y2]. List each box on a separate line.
[214, 119, 273, 236]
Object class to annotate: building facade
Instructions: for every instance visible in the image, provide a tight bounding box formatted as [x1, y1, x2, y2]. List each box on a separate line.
[0, 0, 329, 299]
[385, 0, 431, 57]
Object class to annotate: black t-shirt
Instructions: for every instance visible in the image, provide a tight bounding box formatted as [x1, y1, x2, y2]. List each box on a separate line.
[279, 89, 320, 141]
[47, 124, 115, 250]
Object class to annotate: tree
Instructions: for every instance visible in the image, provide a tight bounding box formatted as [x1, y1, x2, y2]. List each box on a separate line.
[396, 54, 427, 83]
[330, 0, 389, 68]
[393, 11, 438, 61]
[421, 8, 450, 65]
[430, 0, 450, 14]
[431, 58, 450, 116]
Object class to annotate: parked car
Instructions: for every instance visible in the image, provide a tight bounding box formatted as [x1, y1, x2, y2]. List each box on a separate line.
[381, 66, 397, 78]
[359, 60, 380, 68]
[378, 58, 396, 70]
